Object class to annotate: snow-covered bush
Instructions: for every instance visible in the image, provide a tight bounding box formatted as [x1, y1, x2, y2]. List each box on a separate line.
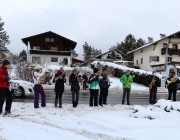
[91, 61, 163, 87]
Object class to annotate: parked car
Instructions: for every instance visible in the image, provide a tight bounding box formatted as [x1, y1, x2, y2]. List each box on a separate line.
[9, 76, 34, 97]
[161, 76, 180, 90]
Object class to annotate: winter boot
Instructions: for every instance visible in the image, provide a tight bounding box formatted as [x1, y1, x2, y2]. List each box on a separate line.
[55, 99, 58, 108]
[122, 101, 124, 105]
[3, 111, 11, 116]
[73, 102, 76, 108]
[127, 103, 130, 105]
[59, 98, 62, 108]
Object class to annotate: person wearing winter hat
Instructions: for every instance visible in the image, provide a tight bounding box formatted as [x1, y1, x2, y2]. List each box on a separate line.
[88, 68, 99, 106]
[148, 71, 160, 104]
[120, 70, 133, 105]
[53, 67, 66, 108]
[165, 71, 180, 101]
[69, 69, 80, 107]
[32, 63, 46, 108]
[0, 60, 12, 115]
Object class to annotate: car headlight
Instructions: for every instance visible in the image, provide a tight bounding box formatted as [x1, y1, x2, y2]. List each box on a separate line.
[23, 83, 34, 87]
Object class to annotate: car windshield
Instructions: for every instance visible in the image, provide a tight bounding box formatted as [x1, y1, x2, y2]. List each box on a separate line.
[10, 76, 19, 80]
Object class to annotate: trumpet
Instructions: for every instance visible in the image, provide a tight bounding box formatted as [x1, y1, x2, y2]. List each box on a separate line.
[167, 77, 177, 85]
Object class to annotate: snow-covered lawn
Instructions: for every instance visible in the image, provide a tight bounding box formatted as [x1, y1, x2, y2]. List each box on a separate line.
[0, 100, 180, 140]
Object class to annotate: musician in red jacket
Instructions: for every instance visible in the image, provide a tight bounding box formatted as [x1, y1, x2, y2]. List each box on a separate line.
[0, 60, 12, 115]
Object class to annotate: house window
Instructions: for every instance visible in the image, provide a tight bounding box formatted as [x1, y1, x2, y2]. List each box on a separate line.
[32, 57, 40, 63]
[45, 38, 49, 42]
[33, 46, 40, 50]
[141, 49, 143, 53]
[172, 44, 178, 49]
[163, 43, 167, 48]
[51, 57, 58, 62]
[168, 57, 172, 62]
[50, 38, 54, 42]
[136, 60, 138, 65]
[141, 58, 143, 64]
[50, 47, 57, 51]
[150, 56, 160, 62]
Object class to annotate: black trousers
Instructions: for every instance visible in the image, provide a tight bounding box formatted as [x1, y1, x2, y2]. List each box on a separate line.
[83, 82, 87, 89]
[122, 88, 130, 104]
[55, 91, 63, 99]
[149, 88, 157, 104]
[168, 89, 177, 101]
[90, 89, 99, 106]
[0, 88, 12, 112]
[99, 88, 108, 105]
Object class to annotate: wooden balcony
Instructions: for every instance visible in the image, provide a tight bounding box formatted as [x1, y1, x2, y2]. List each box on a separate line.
[30, 50, 71, 56]
[161, 48, 180, 56]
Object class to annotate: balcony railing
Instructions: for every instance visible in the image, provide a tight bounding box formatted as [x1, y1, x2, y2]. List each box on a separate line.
[30, 50, 71, 56]
[161, 48, 180, 55]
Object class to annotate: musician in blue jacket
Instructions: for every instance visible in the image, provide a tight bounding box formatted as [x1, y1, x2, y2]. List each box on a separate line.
[99, 68, 109, 106]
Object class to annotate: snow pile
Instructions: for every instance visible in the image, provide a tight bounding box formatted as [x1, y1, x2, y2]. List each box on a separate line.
[92, 61, 163, 78]
[155, 99, 180, 112]
[131, 100, 180, 120]
[1, 102, 180, 140]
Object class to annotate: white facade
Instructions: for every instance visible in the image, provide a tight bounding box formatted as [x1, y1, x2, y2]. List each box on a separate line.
[132, 37, 180, 76]
[97, 49, 125, 61]
[28, 54, 71, 66]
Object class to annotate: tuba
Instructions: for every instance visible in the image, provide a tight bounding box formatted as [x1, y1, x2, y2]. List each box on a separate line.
[167, 77, 177, 85]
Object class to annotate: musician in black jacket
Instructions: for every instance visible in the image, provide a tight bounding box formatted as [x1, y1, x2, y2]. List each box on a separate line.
[69, 69, 80, 107]
[148, 71, 160, 104]
[165, 72, 180, 101]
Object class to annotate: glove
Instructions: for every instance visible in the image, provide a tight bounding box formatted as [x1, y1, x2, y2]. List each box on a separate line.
[59, 76, 62, 79]
[4, 76, 10, 82]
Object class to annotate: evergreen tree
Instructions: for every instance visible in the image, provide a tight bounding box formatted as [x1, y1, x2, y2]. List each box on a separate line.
[0, 17, 10, 51]
[83, 42, 102, 61]
[19, 49, 27, 60]
[83, 42, 92, 61]
[116, 34, 145, 60]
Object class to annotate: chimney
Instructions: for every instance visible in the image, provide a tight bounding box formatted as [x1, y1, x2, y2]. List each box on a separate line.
[148, 37, 154, 43]
[160, 33, 166, 39]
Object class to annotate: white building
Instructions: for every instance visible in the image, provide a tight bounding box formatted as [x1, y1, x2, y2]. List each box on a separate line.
[127, 31, 180, 76]
[95, 48, 126, 61]
[22, 31, 79, 66]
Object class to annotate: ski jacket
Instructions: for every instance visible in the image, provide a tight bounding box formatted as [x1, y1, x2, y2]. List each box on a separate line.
[120, 74, 133, 89]
[99, 73, 109, 89]
[0, 65, 9, 88]
[148, 75, 160, 89]
[32, 70, 45, 85]
[69, 73, 80, 90]
[53, 70, 66, 92]
[88, 74, 99, 90]
[165, 76, 180, 90]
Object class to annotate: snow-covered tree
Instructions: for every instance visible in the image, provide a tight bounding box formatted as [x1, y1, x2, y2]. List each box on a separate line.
[0, 17, 10, 52]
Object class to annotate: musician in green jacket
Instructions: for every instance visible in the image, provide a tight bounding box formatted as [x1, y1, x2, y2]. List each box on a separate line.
[120, 70, 133, 105]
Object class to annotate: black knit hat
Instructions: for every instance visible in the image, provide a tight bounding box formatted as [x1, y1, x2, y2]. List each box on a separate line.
[3, 60, 10, 66]
[171, 72, 176, 75]
[93, 68, 99, 73]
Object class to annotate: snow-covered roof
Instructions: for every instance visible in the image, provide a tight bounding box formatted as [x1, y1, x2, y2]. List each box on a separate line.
[127, 31, 180, 54]
[95, 48, 126, 58]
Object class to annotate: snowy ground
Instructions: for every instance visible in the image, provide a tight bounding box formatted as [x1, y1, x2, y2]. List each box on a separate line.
[0, 99, 180, 140]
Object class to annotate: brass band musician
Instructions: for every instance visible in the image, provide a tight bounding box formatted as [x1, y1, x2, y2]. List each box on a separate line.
[165, 72, 180, 101]
[148, 71, 160, 104]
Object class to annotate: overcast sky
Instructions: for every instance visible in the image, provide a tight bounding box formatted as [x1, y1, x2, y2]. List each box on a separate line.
[1, 0, 180, 60]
